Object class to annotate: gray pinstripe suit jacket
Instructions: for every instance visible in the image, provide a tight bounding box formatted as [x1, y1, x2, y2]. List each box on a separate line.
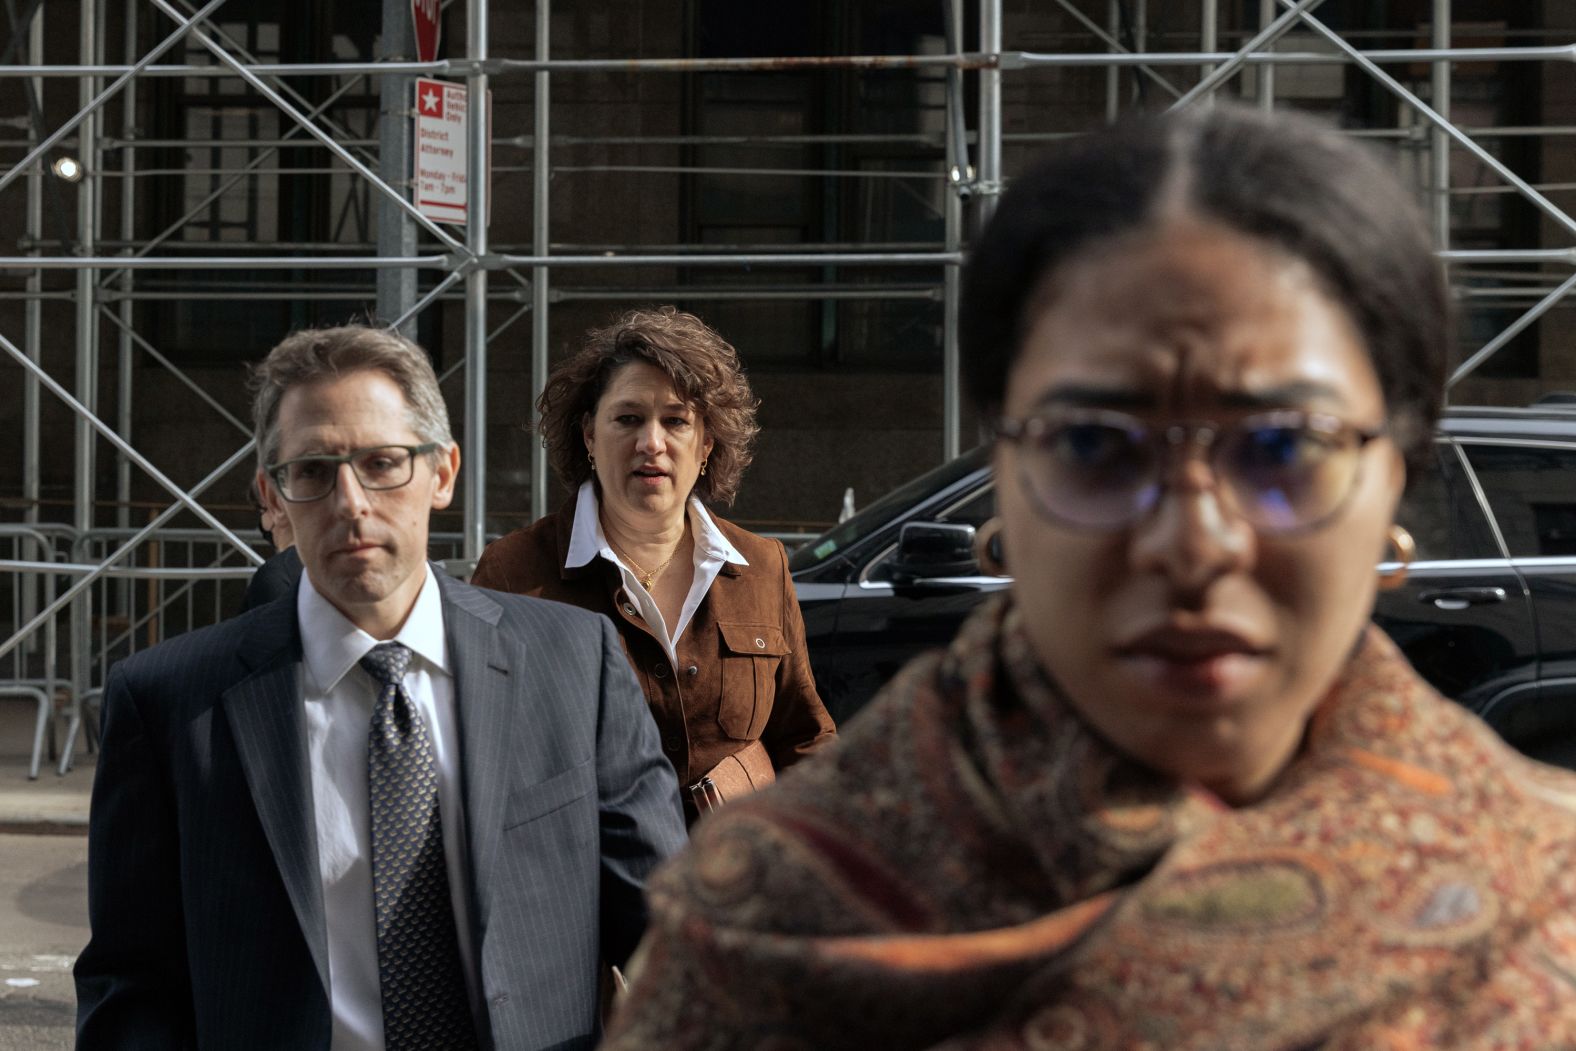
[74, 569, 688, 1051]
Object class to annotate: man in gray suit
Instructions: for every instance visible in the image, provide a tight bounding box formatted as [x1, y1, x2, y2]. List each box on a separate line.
[75, 325, 687, 1050]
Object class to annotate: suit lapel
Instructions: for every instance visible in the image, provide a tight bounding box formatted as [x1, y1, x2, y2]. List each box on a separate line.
[221, 595, 330, 995]
[439, 573, 514, 932]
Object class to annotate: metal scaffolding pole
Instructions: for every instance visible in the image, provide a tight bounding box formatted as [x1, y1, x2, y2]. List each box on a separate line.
[115, 3, 136, 540]
[377, 0, 418, 335]
[1050, 0, 1181, 100]
[977, 0, 1002, 227]
[943, 0, 967, 458]
[1257, 0, 1275, 109]
[0, 332, 263, 563]
[1432, 0, 1452, 248]
[144, 0, 468, 253]
[1449, 272, 1576, 390]
[96, 73, 382, 291]
[1279, 2, 1576, 241]
[1201, 0, 1218, 93]
[0, 255, 450, 269]
[115, 2, 134, 583]
[0, 281, 948, 304]
[1170, 0, 1327, 111]
[3, 43, 1572, 80]
[0, 440, 259, 668]
[1105, 0, 1121, 122]
[0, 251, 959, 269]
[0, 0, 233, 198]
[21, 1, 44, 651]
[463, 0, 490, 559]
[74, 0, 100, 544]
[106, 0, 130, 624]
[530, 0, 550, 523]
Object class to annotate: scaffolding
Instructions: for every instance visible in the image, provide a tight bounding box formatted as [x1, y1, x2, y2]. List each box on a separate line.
[2, 0, 1574, 775]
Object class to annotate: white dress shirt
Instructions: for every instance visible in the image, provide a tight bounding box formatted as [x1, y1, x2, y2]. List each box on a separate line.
[564, 479, 746, 662]
[296, 565, 482, 1051]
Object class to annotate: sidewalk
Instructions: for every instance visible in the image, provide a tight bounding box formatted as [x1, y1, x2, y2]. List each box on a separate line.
[0, 700, 93, 832]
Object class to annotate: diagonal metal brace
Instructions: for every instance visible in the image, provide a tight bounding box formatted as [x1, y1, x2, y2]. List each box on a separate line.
[0, 440, 259, 665]
[0, 0, 232, 198]
[1281, 0, 1576, 243]
[145, 0, 472, 255]
[1171, 0, 1328, 110]
[0, 330, 262, 565]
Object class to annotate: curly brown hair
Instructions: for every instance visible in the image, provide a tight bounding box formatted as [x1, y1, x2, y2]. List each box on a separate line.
[537, 307, 760, 506]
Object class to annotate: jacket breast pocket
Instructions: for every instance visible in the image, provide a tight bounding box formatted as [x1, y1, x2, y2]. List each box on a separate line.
[501, 757, 595, 830]
[717, 622, 788, 741]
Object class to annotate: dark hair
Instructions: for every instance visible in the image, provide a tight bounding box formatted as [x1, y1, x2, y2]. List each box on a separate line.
[537, 307, 760, 506]
[960, 104, 1449, 471]
[249, 324, 452, 470]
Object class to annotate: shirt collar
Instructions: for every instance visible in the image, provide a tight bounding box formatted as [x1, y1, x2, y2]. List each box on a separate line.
[298, 562, 449, 693]
[564, 479, 748, 569]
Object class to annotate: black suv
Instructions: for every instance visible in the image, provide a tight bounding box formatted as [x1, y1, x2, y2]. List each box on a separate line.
[792, 406, 1576, 768]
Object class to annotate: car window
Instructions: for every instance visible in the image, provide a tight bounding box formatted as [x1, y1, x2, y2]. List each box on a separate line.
[788, 445, 990, 571]
[934, 485, 997, 531]
[1461, 442, 1576, 558]
[865, 482, 997, 583]
[1396, 440, 1500, 561]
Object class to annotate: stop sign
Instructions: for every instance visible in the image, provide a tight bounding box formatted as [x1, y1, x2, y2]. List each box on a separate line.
[412, 0, 440, 63]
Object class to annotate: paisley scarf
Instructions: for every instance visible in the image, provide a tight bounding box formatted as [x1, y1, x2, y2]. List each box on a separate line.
[603, 595, 1576, 1050]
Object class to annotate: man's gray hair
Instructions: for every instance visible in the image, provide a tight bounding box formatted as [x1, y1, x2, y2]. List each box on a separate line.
[249, 324, 454, 469]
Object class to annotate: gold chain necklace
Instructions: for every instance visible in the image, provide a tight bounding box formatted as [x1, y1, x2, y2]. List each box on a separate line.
[606, 534, 680, 591]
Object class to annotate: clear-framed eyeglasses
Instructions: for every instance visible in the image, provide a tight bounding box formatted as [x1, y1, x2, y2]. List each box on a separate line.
[992, 408, 1385, 534]
[266, 443, 440, 503]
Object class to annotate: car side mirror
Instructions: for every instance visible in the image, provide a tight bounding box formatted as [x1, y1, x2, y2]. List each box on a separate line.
[889, 521, 978, 584]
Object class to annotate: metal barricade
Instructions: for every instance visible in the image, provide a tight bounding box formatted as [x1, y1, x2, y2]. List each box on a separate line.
[4, 522, 822, 781]
[58, 528, 266, 774]
[0, 524, 69, 779]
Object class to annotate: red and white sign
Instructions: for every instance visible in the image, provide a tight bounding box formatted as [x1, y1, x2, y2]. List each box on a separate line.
[411, 0, 441, 64]
[413, 77, 470, 225]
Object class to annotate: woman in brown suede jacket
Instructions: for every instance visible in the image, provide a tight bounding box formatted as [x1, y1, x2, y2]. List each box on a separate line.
[472, 307, 836, 821]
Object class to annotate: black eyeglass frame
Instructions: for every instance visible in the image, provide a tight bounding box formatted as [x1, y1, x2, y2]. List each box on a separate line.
[990, 408, 1387, 535]
[265, 442, 441, 504]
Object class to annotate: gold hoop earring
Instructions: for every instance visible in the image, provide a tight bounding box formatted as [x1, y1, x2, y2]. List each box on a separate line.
[974, 517, 1009, 577]
[1377, 524, 1415, 591]
[699, 458, 708, 477]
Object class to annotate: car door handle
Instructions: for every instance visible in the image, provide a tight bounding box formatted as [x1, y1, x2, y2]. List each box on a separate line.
[1417, 586, 1507, 611]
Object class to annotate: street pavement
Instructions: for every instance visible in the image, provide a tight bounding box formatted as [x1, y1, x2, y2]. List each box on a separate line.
[0, 699, 93, 1051]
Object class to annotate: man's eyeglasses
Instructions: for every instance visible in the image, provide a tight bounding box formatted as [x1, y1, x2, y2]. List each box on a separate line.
[992, 409, 1385, 533]
[266, 443, 439, 503]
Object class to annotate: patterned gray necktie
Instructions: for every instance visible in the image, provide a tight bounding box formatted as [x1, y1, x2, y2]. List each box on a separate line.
[361, 642, 479, 1050]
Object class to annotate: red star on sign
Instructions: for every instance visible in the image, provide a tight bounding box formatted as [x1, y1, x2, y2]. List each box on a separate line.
[420, 85, 443, 117]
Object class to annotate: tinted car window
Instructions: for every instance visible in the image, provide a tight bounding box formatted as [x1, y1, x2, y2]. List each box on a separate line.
[1462, 442, 1576, 557]
[865, 482, 997, 583]
[789, 446, 990, 571]
[1397, 441, 1500, 561]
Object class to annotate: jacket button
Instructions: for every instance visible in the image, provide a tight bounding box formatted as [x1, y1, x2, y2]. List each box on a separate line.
[491, 993, 509, 1006]
[653, 663, 669, 679]
[622, 604, 637, 618]
[755, 637, 766, 649]
[686, 664, 698, 677]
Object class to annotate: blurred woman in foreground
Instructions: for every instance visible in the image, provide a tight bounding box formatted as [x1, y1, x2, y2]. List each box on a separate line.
[603, 106, 1576, 1048]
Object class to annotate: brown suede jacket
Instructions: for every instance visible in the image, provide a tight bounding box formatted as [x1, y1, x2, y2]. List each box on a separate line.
[470, 506, 837, 794]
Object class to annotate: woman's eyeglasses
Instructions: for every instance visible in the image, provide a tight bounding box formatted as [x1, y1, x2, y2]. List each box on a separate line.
[992, 409, 1385, 533]
[266, 443, 439, 503]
